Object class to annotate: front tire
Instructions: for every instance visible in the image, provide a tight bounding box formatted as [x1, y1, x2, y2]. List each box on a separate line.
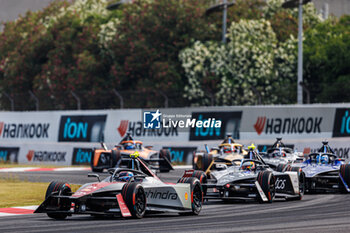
[340, 164, 350, 193]
[122, 183, 146, 219]
[45, 181, 71, 220]
[257, 171, 275, 203]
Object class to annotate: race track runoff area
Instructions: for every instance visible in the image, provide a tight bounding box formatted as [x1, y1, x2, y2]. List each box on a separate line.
[0, 168, 349, 233]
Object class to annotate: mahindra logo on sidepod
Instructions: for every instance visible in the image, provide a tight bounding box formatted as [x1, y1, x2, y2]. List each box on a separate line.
[254, 117, 266, 135]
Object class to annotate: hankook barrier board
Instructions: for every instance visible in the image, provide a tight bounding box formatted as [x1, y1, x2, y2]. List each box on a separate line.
[4, 137, 350, 165]
[0, 104, 349, 165]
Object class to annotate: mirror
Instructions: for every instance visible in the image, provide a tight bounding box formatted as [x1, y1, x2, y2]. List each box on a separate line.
[88, 173, 100, 182]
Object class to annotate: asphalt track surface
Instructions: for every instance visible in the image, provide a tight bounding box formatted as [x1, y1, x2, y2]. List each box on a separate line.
[1, 169, 350, 233]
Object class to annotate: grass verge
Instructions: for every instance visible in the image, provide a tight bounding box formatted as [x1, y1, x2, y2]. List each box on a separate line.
[0, 178, 80, 208]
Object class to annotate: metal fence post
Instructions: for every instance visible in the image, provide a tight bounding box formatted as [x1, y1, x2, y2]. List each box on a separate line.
[3, 92, 14, 111]
[159, 91, 169, 108]
[113, 89, 124, 109]
[251, 86, 262, 105]
[71, 91, 81, 110]
[28, 91, 39, 111]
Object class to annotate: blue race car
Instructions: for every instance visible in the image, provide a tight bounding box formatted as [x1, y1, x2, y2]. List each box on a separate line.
[282, 141, 350, 193]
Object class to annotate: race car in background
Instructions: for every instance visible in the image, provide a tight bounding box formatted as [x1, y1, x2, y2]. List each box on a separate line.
[35, 153, 203, 219]
[91, 134, 173, 173]
[260, 138, 304, 170]
[281, 141, 350, 193]
[191, 145, 305, 203]
[192, 134, 247, 174]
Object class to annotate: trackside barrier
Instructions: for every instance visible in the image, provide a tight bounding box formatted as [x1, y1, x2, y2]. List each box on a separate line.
[0, 104, 349, 165]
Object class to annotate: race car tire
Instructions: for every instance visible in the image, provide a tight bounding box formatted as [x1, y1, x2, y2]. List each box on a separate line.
[202, 153, 213, 172]
[276, 164, 287, 172]
[122, 182, 146, 219]
[192, 152, 199, 170]
[177, 177, 203, 215]
[284, 165, 293, 172]
[159, 149, 172, 173]
[192, 170, 207, 195]
[45, 181, 72, 220]
[91, 150, 103, 173]
[92, 167, 103, 173]
[111, 149, 121, 168]
[257, 171, 275, 204]
[340, 164, 350, 193]
[289, 167, 305, 200]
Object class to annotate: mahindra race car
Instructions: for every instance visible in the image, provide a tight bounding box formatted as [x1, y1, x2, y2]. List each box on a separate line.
[195, 145, 304, 203]
[91, 134, 173, 173]
[192, 134, 247, 174]
[35, 153, 203, 219]
[260, 138, 304, 170]
[282, 141, 350, 193]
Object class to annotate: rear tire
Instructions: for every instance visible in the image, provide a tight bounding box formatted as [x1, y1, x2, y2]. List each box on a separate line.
[111, 149, 121, 167]
[45, 181, 71, 220]
[340, 164, 350, 193]
[192, 170, 207, 196]
[256, 171, 275, 203]
[91, 150, 105, 173]
[122, 182, 146, 219]
[192, 152, 199, 170]
[202, 153, 213, 172]
[276, 164, 287, 172]
[159, 149, 172, 173]
[177, 177, 203, 215]
[289, 167, 305, 200]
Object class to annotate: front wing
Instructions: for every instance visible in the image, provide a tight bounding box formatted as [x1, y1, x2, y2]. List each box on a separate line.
[204, 172, 301, 202]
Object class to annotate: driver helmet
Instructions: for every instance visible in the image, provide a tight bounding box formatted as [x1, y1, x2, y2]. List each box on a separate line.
[223, 146, 232, 153]
[118, 171, 133, 181]
[124, 143, 136, 150]
[316, 154, 321, 164]
[241, 161, 255, 171]
[321, 155, 329, 164]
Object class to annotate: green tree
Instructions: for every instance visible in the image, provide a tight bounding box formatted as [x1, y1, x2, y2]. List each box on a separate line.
[304, 15, 350, 103]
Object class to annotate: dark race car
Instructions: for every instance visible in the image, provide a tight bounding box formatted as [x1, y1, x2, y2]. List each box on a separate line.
[192, 135, 247, 174]
[91, 133, 173, 173]
[185, 145, 305, 204]
[35, 153, 203, 219]
[260, 138, 304, 170]
[282, 141, 350, 193]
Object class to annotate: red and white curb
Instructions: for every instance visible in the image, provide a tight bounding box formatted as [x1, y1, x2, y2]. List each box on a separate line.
[0, 167, 91, 172]
[0, 166, 191, 172]
[0, 205, 38, 217]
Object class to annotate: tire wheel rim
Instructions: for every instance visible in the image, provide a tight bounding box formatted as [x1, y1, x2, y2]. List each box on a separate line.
[135, 188, 146, 215]
[192, 185, 202, 211]
[269, 175, 276, 200]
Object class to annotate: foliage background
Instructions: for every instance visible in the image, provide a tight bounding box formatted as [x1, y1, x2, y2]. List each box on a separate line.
[0, 0, 348, 110]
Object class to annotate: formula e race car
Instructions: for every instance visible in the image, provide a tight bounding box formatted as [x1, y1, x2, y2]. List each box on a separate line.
[91, 134, 173, 173]
[282, 141, 350, 193]
[260, 138, 304, 170]
[193, 145, 305, 203]
[35, 153, 203, 219]
[192, 135, 247, 174]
